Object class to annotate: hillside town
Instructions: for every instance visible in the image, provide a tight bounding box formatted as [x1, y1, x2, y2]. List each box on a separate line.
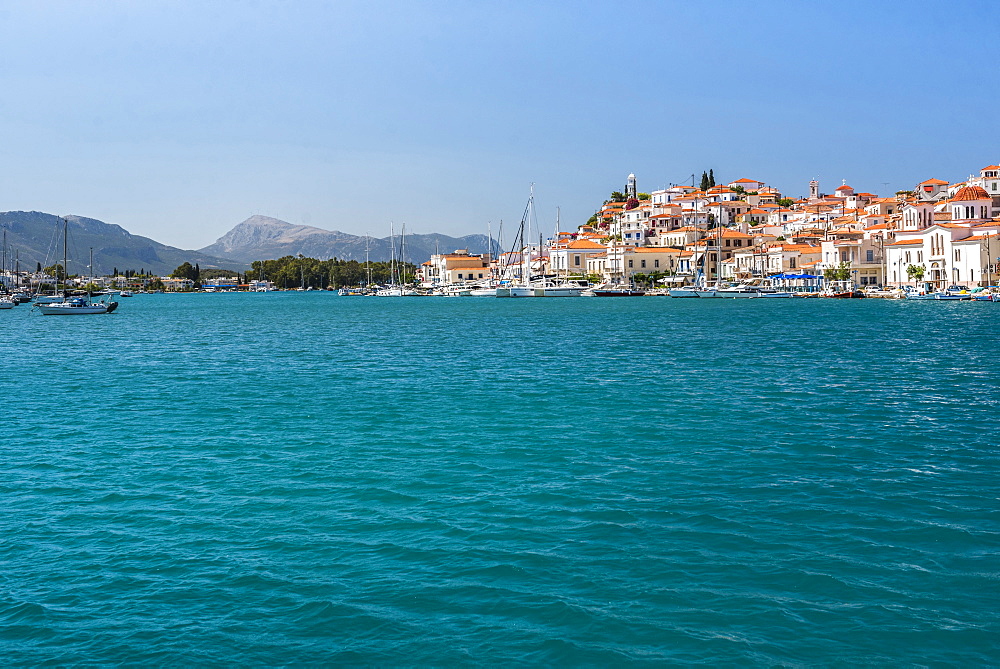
[3, 161, 999, 300]
[418, 162, 1000, 296]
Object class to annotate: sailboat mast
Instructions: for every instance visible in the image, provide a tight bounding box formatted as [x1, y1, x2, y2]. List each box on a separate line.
[62, 218, 68, 297]
[389, 222, 396, 286]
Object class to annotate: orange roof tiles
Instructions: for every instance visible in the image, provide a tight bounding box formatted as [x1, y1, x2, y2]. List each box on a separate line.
[565, 239, 607, 250]
[952, 185, 990, 201]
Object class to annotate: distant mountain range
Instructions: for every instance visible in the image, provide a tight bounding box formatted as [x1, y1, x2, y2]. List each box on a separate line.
[0, 211, 242, 276]
[0, 211, 496, 277]
[198, 215, 496, 264]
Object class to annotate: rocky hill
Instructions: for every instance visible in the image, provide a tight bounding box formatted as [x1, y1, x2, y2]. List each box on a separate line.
[0, 211, 244, 276]
[199, 215, 497, 264]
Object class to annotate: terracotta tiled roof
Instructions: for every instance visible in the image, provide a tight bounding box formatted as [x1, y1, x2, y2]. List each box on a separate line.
[633, 247, 682, 254]
[952, 185, 990, 201]
[564, 239, 607, 250]
[919, 178, 949, 186]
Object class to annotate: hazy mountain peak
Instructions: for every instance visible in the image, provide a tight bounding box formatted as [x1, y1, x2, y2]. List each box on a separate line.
[199, 217, 496, 263]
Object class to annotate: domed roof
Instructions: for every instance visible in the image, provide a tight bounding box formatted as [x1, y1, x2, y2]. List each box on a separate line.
[952, 185, 990, 201]
[628, 173, 636, 179]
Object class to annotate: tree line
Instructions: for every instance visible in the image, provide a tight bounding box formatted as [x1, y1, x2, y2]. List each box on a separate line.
[250, 256, 419, 288]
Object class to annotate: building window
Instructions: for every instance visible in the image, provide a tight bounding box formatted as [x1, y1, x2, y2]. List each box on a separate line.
[866, 250, 874, 262]
[955, 249, 961, 261]
[905, 252, 911, 263]
[917, 251, 923, 262]
[574, 255, 581, 266]
[654, 259, 660, 268]
[641, 260, 646, 268]
[628, 260, 633, 268]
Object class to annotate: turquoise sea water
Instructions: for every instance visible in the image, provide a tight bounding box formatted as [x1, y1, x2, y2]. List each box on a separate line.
[2, 294, 998, 665]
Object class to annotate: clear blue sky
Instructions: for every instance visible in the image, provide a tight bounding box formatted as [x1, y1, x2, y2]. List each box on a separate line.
[0, 0, 997, 249]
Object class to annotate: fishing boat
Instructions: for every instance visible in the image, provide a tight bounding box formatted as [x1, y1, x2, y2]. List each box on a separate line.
[34, 219, 118, 315]
[820, 280, 865, 298]
[934, 286, 973, 300]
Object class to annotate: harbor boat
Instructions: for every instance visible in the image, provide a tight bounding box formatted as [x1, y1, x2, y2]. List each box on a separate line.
[469, 284, 497, 297]
[36, 296, 118, 315]
[902, 285, 939, 300]
[528, 277, 584, 297]
[33, 218, 118, 315]
[934, 286, 974, 300]
[820, 280, 865, 298]
[0, 295, 15, 309]
[589, 282, 645, 297]
[669, 286, 710, 298]
[119, 290, 134, 297]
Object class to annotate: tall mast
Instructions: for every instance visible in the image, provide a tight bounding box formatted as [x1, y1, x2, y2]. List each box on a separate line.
[389, 222, 396, 286]
[62, 218, 68, 297]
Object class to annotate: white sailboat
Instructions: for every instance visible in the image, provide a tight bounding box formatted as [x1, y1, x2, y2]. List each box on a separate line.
[34, 219, 118, 315]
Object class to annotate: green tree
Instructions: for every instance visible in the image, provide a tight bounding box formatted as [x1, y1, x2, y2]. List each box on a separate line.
[637, 192, 650, 200]
[730, 185, 746, 196]
[777, 198, 794, 208]
[700, 171, 709, 191]
[170, 262, 199, 282]
[609, 191, 626, 202]
[906, 264, 925, 283]
[824, 261, 853, 282]
[708, 169, 716, 187]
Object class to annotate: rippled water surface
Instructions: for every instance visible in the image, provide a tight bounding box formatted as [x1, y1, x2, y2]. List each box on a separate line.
[2, 294, 998, 665]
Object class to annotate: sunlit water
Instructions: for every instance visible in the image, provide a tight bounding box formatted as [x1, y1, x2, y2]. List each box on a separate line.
[2, 294, 998, 665]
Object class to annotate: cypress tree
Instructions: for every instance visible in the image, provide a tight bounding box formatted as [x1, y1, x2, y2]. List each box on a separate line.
[708, 169, 716, 187]
[699, 171, 709, 191]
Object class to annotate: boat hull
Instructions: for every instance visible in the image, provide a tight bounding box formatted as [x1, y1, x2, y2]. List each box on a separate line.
[592, 290, 645, 297]
[36, 302, 113, 315]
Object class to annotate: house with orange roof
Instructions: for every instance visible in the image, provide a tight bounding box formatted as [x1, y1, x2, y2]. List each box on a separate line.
[916, 178, 950, 202]
[618, 246, 683, 279]
[422, 249, 494, 286]
[727, 178, 765, 191]
[818, 232, 884, 287]
[549, 238, 608, 277]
